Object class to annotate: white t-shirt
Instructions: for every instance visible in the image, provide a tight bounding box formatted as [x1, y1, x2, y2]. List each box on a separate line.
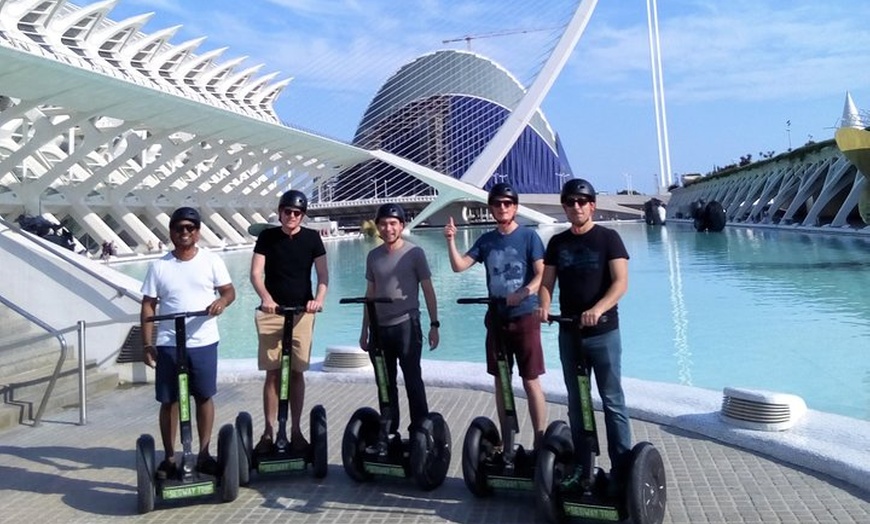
[141, 249, 232, 348]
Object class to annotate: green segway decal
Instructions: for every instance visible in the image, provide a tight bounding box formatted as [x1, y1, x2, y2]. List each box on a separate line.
[374, 354, 390, 404]
[563, 501, 620, 521]
[259, 458, 306, 473]
[162, 481, 215, 499]
[179, 374, 190, 423]
[364, 461, 406, 477]
[578, 375, 594, 431]
[280, 354, 290, 401]
[498, 360, 515, 412]
[487, 475, 534, 491]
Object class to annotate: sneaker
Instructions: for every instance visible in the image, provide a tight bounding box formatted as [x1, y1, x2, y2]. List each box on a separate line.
[606, 469, 625, 500]
[156, 459, 177, 480]
[255, 434, 273, 454]
[196, 454, 219, 476]
[290, 434, 310, 452]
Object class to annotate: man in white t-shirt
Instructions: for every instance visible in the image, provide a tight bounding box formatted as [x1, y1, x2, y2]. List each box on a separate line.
[140, 207, 235, 479]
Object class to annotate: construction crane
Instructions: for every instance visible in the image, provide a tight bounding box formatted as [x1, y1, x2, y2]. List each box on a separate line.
[442, 26, 559, 51]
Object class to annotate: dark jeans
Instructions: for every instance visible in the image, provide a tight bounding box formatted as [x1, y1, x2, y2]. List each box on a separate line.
[559, 328, 632, 473]
[370, 316, 428, 434]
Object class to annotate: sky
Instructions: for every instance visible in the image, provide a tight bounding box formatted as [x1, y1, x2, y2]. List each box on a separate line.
[105, 0, 870, 195]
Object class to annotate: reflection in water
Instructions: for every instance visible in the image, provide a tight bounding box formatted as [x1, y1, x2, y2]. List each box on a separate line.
[662, 227, 692, 386]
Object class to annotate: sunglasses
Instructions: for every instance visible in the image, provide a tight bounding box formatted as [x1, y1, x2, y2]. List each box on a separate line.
[281, 208, 303, 218]
[172, 223, 198, 233]
[490, 200, 515, 208]
[563, 197, 591, 207]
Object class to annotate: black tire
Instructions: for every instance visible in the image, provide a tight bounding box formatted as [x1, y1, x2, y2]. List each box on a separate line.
[310, 404, 328, 479]
[462, 416, 499, 497]
[535, 421, 573, 524]
[235, 411, 253, 486]
[410, 412, 452, 490]
[626, 442, 667, 524]
[342, 407, 379, 482]
[135, 434, 155, 514]
[218, 424, 240, 502]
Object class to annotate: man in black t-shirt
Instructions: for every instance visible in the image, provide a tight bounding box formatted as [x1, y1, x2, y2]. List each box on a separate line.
[538, 178, 633, 491]
[250, 190, 328, 452]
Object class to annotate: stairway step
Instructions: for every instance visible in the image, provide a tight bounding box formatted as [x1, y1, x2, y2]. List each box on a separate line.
[0, 367, 118, 431]
[0, 348, 73, 380]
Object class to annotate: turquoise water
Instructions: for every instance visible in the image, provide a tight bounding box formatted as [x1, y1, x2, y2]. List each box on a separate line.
[115, 223, 870, 421]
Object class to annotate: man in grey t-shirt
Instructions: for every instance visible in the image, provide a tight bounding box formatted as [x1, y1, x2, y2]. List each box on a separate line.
[358, 203, 439, 435]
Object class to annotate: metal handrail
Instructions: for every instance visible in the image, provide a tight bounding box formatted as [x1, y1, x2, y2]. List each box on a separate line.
[0, 293, 68, 427]
[0, 216, 140, 301]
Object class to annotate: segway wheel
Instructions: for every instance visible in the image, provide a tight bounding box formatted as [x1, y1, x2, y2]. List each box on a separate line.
[135, 434, 156, 514]
[626, 442, 667, 524]
[235, 411, 253, 486]
[535, 421, 573, 524]
[410, 412, 452, 490]
[310, 404, 328, 479]
[462, 416, 499, 497]
[218, 424, 240, 502]
[342, 407, 379, 482]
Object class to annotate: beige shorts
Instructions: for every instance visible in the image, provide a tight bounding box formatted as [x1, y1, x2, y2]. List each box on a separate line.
[255, 310, 315, 372]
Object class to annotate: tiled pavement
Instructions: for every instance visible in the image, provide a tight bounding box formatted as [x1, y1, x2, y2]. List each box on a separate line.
[1, 376, 868, 523]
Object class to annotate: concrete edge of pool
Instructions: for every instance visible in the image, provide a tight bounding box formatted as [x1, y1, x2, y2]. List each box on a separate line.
[215, 358, 870, 495]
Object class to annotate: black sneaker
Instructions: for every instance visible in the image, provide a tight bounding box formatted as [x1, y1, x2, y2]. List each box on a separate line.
[156, 459, 177, 480]
[196, 454, 219, 476]
[254, 435, 274, 454]
[290, 434, 310, 452]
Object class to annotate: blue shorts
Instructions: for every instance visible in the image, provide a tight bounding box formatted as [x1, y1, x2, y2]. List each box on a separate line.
[155, 342, 218, 403]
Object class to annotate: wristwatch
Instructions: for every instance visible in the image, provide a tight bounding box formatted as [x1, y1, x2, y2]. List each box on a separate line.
[430, 321, 440, 328]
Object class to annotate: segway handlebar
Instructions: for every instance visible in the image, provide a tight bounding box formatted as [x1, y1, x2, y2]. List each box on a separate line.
[145, 309, 210, 322]
[546, 314, 609, 325]
[456, 297, 505, 305]
[256, 305, 321, 314]
[339, 296, 393, 305]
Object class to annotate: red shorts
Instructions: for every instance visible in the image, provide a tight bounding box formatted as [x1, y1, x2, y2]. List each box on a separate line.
[485, 311, 545, 380]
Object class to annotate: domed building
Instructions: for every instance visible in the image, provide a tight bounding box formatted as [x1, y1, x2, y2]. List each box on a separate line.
[330, 50, 574, 201]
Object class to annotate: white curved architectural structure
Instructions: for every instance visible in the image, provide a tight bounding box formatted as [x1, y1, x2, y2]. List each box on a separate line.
[668, 94, 870, 232]
[1, 0, 599, 252]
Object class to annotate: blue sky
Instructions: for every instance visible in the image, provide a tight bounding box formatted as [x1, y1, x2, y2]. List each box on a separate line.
[109, 0, 870, 194]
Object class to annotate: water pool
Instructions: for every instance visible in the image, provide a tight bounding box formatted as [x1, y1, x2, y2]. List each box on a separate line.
[115, 223, 870, 421]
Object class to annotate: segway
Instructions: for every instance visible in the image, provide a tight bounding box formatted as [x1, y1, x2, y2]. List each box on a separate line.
[457, 297, 545, 496]
[135, 310, 239, 514]
[338, 296, 451, 490]
[235, 305, 328, 484]
[535, 314, 666, 524]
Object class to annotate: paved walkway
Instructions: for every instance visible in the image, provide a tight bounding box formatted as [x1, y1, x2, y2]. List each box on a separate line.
[1, 378, 868, 523]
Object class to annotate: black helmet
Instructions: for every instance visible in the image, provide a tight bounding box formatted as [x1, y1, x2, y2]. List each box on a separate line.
[488, 182, 519, 205]
[169, 206, 201, 227]
[278, 189, 307, 213]
[561, 178, 596, 203]
[375, 203, 406, 224]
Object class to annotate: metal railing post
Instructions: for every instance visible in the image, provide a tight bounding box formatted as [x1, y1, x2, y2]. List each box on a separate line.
[77, 320, 87, 425]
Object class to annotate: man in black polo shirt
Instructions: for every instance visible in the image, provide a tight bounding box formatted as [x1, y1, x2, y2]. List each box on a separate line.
[250, 190, 328, 452]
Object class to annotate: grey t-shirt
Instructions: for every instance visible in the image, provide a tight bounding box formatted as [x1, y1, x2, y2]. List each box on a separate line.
[365, 241, 432, 326]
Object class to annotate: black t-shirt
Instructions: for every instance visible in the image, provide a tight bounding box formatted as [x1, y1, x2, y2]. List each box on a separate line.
[253, 226, 326, 307]
[544, 224, 629, 336]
